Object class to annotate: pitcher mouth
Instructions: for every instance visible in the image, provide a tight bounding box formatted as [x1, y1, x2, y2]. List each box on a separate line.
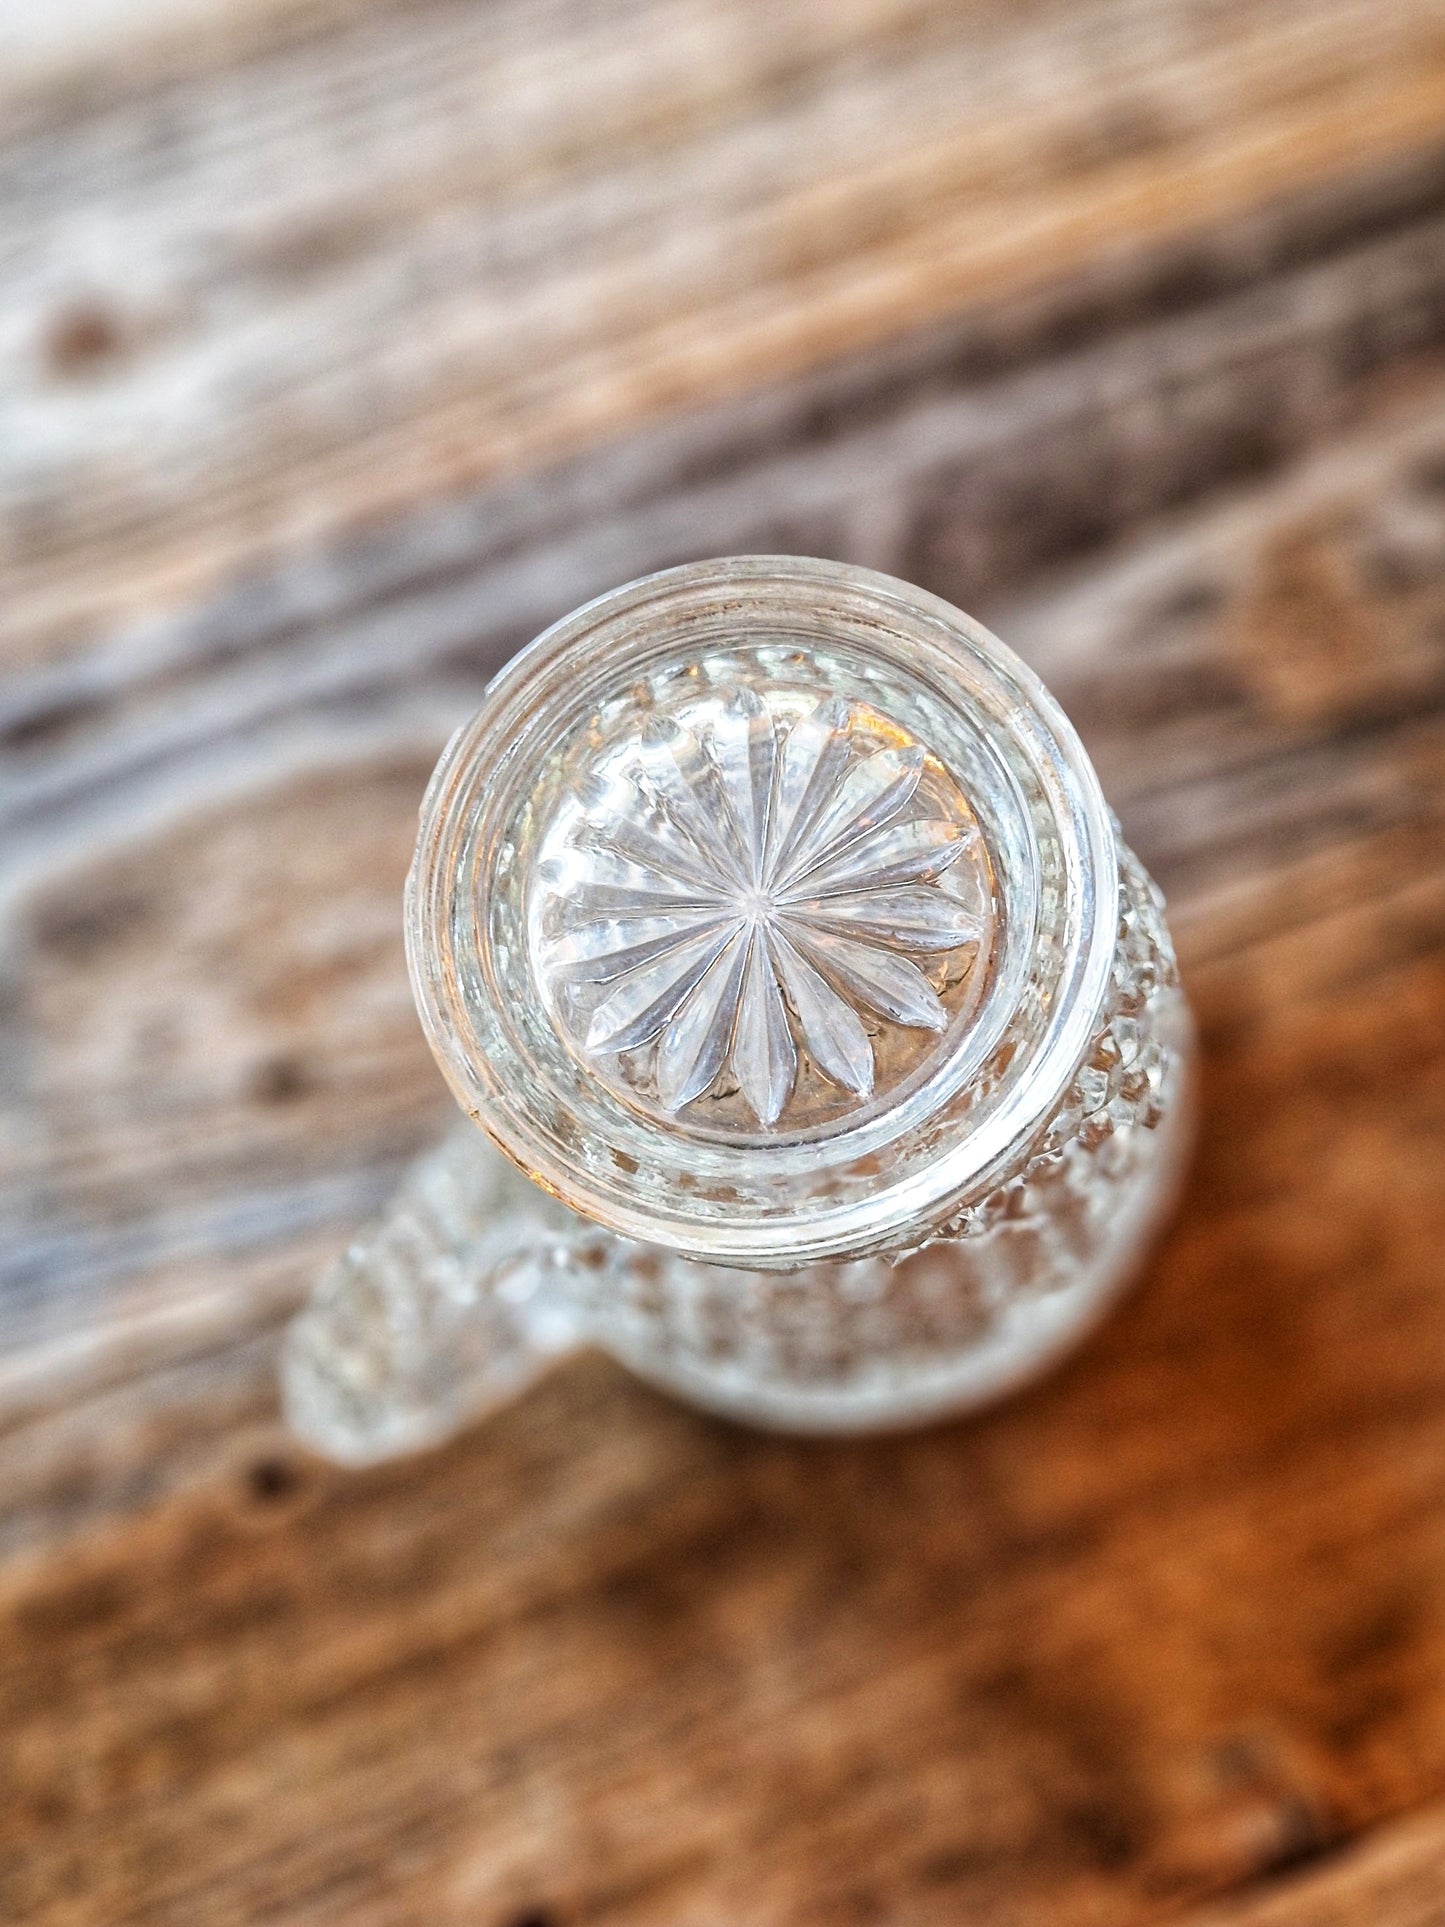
[406, 557, 1118, 1269]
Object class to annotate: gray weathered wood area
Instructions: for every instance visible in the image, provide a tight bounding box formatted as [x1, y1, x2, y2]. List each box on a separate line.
[3, 2, 1445, 1921]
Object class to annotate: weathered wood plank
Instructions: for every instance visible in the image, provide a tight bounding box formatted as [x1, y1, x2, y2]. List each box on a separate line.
[7, 0, 1445, 658]
[3, 855, 1445, 1923]
[9, 166, 1445, 897]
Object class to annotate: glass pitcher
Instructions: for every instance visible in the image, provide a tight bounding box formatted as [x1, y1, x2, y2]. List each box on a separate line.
[284, 558, 1193, 1460]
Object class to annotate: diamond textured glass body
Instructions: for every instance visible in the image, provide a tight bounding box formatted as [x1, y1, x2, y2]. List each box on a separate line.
[285, 560, 1194, 1458]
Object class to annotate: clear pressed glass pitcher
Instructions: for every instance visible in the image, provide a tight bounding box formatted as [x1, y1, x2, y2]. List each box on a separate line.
[285, 558, 1193, 1461]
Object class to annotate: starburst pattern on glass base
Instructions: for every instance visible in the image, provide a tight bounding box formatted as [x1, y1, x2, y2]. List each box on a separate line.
[538, 691, 989, 1127]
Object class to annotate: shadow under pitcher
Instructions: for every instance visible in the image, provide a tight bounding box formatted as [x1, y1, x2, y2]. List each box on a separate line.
[285, 558, 1194, 1461]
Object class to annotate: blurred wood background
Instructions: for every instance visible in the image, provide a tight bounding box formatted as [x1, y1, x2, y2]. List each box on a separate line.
[4, 1, 1445, 1921]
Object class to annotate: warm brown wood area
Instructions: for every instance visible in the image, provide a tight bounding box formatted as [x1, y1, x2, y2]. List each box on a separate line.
[5, 2, 1445, 1921]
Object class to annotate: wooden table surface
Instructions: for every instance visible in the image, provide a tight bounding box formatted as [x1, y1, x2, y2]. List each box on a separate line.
[4, 3, 1445, 1921]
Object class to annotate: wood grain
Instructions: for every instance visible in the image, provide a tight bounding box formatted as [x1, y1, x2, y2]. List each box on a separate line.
[8, 0, 1445, 658]
[1181, 1805, 1445, 1925]
[5, 884, 1445, 1925]
[5, 0, 1445, 1921]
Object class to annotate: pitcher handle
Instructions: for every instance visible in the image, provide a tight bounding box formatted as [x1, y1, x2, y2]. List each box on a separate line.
[282, 1125, 616, 1464]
